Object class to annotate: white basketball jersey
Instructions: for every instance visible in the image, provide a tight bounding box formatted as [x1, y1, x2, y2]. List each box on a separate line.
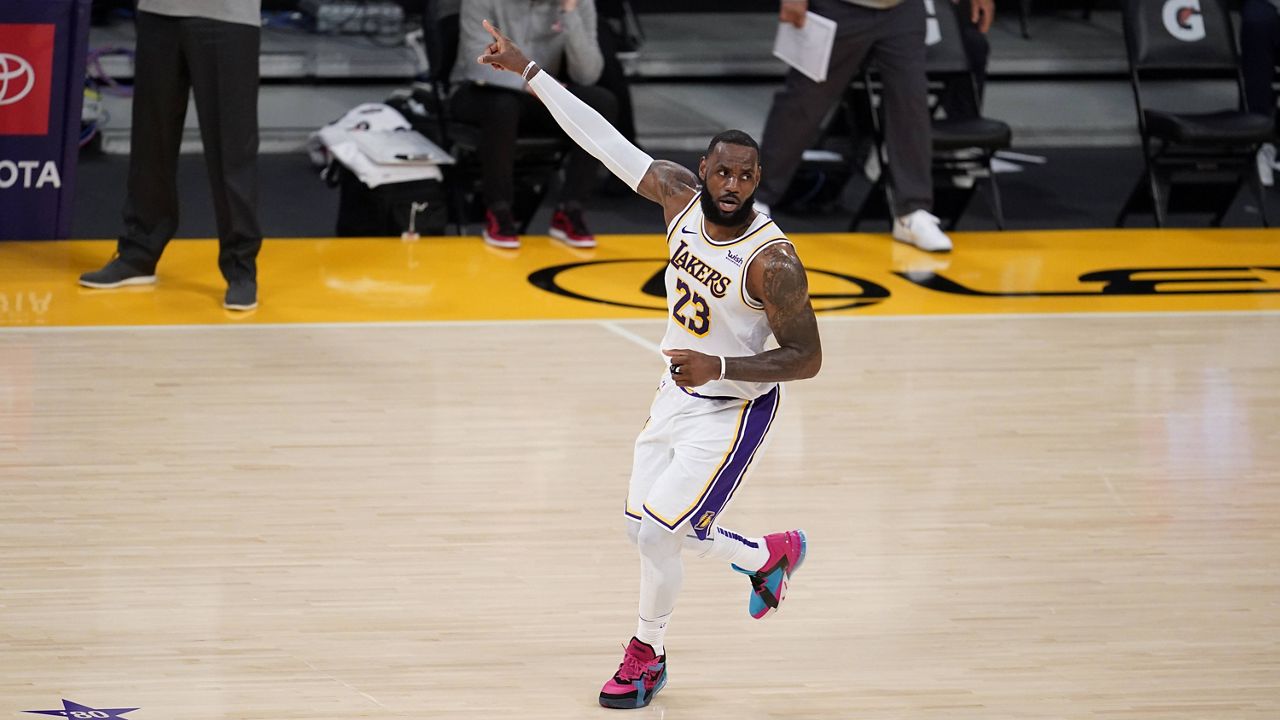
[659, 192, 794, 400]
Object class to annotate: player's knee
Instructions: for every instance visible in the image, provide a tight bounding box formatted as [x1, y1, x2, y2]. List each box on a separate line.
[636, 519, 681, 559]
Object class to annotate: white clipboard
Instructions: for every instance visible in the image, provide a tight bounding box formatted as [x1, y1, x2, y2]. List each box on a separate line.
[352, 129, 455, 166]
[772, 11, 837, 84]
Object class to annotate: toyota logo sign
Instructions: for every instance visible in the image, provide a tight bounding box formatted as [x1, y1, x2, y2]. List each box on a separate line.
[0, 53, 35, 107]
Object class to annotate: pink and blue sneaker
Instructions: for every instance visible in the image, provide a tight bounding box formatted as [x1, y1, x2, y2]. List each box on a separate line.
[732, 529, 807, 619]
[599, 637, 667, 709]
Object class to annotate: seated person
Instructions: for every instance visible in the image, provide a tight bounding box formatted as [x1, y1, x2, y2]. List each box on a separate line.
[451, 0, 618, 249]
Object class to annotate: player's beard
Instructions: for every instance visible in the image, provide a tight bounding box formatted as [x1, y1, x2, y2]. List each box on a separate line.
[699, 182, 757, 228]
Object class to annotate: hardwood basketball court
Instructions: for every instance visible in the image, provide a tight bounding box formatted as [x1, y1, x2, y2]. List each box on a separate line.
[1, 229, 1277, 718]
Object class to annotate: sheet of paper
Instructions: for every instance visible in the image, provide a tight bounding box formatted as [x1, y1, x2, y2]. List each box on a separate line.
[772, 12, 837, 84]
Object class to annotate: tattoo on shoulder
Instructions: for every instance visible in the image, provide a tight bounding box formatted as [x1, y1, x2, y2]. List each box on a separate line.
[653, 160, 697, 202]
[761, 245, 809, 312]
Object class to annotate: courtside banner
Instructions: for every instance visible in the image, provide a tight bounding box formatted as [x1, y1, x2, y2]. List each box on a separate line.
[0, 0, 91, 239]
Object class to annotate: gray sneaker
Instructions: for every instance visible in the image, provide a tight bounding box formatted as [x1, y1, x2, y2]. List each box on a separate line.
[79, 257, 156, 288]
[223, 281, 258, 311]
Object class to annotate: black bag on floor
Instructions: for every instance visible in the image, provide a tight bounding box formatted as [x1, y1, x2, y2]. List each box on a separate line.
[332, 164, 447, 237]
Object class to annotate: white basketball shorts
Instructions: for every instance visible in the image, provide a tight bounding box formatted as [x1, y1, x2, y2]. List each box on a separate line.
[625, 373, 782, 540]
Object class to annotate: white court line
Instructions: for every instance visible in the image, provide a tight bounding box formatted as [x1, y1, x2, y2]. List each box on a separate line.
[291, 654, 389, 712]
[1, 308, 1279, 333]
[599, 321, 663, 356]
[0, 318, 647, 333]
[1101, 474, 1135, 517]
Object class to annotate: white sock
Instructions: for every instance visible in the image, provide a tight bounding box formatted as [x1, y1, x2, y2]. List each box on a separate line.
[684, 525, 771, 571]
[635, 613, 671, 655]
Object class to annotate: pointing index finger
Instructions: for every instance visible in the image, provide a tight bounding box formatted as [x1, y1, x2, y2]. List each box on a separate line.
[482, 19, 504, 42]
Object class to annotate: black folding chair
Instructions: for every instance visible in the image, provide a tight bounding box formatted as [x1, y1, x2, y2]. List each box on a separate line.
[1117, 0, 1271, 227]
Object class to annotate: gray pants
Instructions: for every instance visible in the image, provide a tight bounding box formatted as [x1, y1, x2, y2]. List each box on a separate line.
[757, 0, 931, 217]
[118, 11, 262, 285]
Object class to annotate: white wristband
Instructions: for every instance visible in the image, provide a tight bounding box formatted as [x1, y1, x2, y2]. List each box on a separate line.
[717, 356, 727, 382]
[521, 61, 537, 81]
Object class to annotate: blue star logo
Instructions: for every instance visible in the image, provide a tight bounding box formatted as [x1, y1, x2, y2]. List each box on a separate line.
[24, 699, 140, 719]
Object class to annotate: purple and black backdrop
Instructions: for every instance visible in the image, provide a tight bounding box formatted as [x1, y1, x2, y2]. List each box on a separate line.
[0, 0, 91, 239]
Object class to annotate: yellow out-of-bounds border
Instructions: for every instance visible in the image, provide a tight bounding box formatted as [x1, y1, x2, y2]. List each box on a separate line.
[0, 228, 1278, 327]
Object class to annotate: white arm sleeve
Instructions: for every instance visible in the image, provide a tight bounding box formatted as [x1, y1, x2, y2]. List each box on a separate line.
[526, 70, 654, 192]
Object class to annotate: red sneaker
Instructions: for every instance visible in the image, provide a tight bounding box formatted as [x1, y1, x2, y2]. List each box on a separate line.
[732, 529, 807, 619]
[482, 208, 519, 249]
[598, 637, 667, 709]
[549, 207, 597, 248]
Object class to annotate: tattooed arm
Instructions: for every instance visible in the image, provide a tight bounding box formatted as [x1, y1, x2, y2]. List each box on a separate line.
[731, 243, 822, 381]
[636, 160, 699, 226]
[664, 243, 822, 387]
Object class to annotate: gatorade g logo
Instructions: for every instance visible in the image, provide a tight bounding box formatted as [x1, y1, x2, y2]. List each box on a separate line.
[0, 25, 55, 135]
[1162, 0, 1206, 41]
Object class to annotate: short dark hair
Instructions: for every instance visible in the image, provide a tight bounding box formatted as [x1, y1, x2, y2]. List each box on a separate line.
[705, 129, 760, 160]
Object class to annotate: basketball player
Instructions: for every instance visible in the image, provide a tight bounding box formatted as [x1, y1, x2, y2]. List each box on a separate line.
[479, 20, 822, 709]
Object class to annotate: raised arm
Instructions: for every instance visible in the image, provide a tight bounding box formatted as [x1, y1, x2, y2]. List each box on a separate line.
[664, 243, 822, 387]
[476, 19, 696, 223]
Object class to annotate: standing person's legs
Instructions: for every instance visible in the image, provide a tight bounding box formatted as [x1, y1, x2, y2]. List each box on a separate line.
[961, 6, 989, 104]
[756, 1, 879, 207]
[870, 0, 932, 216]
[184, 17, 263, 297]
[940, 0, 989, 121]
[116, 11, 189, 273]
[1238, 0, 1280, 184]
[1240, 0, 1280, 123]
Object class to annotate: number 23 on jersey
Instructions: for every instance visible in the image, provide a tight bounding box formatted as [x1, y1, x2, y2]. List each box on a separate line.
[672, 277, 711, 336]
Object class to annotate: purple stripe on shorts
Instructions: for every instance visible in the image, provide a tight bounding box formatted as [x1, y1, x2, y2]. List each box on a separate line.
[688, 385, 780, 540]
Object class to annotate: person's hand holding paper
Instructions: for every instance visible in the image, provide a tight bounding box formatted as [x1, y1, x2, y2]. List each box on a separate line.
[772, 10, 836, 83]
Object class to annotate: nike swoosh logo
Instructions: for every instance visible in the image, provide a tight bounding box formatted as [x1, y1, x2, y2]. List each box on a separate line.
[679, 226, 695, 235]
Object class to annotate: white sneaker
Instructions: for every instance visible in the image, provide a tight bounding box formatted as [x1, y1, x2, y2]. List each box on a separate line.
[1257, 143, 1276, 187]
[892, 209, 953, 253]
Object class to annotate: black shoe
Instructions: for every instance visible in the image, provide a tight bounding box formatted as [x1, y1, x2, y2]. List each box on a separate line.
[548, 206, 596, 248]
[482, 207, 519, 249]
[224, 281, 258, 311]
[79, 257, 156, 289]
